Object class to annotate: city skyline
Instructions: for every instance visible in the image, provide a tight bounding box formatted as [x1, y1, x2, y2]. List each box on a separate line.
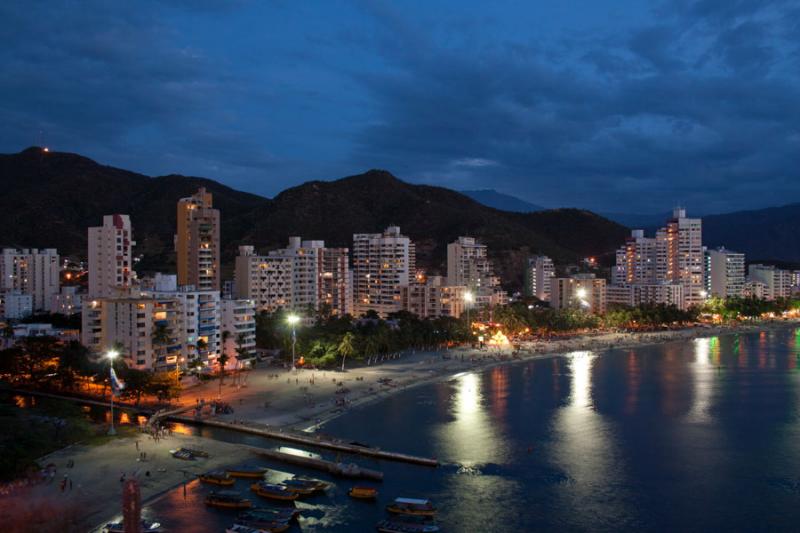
[1, 1, 798, 214]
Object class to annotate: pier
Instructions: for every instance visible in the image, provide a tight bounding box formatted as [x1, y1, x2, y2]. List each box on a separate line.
[169, 415, 439, 467]
[242, 445, 384, 481]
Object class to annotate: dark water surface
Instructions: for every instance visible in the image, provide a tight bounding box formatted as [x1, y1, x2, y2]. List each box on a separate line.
[149, 328, 800, 532]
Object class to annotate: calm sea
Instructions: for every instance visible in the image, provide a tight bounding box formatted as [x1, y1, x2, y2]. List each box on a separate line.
[147, 327, 800, 532]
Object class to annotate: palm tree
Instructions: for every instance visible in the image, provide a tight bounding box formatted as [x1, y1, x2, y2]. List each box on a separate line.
[338, 332, 355, 372]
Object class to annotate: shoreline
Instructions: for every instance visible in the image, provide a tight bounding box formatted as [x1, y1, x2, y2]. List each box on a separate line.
[16, 319, 798, 531]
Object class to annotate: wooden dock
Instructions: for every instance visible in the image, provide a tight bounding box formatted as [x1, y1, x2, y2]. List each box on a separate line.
[170, 415, 439, 467]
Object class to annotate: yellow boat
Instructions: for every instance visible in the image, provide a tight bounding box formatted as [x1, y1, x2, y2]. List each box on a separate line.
[250, 482, 299, 501]
[226, 467, 268, 479]
[205, 491, 252, 509]
[349, 486, 379, 500]
[199, 471, 235, 486]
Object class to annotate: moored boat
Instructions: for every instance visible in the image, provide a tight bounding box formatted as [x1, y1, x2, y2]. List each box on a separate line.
[282, 477, 328, 495]
[104, 520, 162, 533]
[234, 517, 291, 533]
[199, 470, 235, 486]
[179, 446, 209, 457]
[376, 520, 440, 533]
[205, 490, 252, 509]
[386, 498, 436, 517]
[250, 482, 299, 501]
[241, 507, 300, 522]
[169, 448, 194, 460]
[227, 467, 268, 479]
[349, 486, 379, 500]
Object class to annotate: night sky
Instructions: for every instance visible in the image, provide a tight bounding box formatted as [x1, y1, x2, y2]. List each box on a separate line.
[1, 1, 798, 213]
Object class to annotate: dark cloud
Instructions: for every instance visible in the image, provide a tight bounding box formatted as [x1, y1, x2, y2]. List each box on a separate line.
[345, 0, 800, 213]
[0, 0, 798, 213]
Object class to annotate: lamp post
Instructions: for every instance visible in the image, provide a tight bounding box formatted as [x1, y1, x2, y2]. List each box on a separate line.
[464, 291, 474, 338]
[106, 349, 119, 436]
[287, 314, 300, 371]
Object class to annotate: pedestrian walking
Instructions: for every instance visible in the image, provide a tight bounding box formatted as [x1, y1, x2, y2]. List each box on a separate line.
[135, 440, 139, 451]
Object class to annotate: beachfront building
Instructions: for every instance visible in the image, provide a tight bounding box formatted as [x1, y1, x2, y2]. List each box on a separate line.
[139, 273, 222, 369]
[446, 236, 507, 307]
[704, 247, 745, 298]
[49, 286, 82, 316]
[526, 255, 555, 301]
[606, 283, 684, 308]
[176, 187, 220, 291]
[353, 226, 415, 317]
[88, 214, 135, 299]
[551, 274, 607, 314]
[0, 290, 33, 319]
[743, 280, 767, 299]
[400, 275, 466, 319]
[610, 209, 703, 309]
[220, 297, 257, 368]
[234, 238, 351, 316]
[82, 296, 182, 372]
[748, 264, 793, 300]
[0, 248, 60, 312]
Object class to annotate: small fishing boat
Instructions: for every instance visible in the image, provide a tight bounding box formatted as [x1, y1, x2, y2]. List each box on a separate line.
[376, 520, 440, 533]
[227, 467, 268, 479]
[169, 448, 194, 460]
[205, 491, 252, 510]
[386, 498, 436, 517]
[349, 486, 379, 500]
[250, 482, 299, 501]
[282, 477, 328, 495]
[241, 507, 300, 522]
[234, 516, 291, 532]
[178, 446, 209, 458]
[199, 470, 235, 486]
[104, 520, 162, 533]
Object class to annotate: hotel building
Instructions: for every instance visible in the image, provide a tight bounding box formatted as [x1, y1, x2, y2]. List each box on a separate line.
[353, 226, 415, 317]
[87, 214, 135, 298]
[176, 188, 220, 291]
[0, 248, 60, 313]
[704, 247, 745, 298]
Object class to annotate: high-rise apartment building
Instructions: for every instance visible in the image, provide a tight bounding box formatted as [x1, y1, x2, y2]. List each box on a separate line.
[82, 296, 182, 371]
[353, 226, 415, 317]
[0, 248, 60, 312]
[235, 238, 351, 315]
[446, 236, 506, 307]
[49, 286, 82, 316]
[656, 208, 704, 307]
[704, 247, 745, 298]
[551, 274, 607, 314]
[611, 209, 703, 309]
[400, 275, 466, 319]
[526, 255, 555, 301]
[220, 297, 257, 368]
[139, 273, 221, 369]
[748, 264, 793, 300]
[88, 214, 135, 299]
[176, 188, 220, 291]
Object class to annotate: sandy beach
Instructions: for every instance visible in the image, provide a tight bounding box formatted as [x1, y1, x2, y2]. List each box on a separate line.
[178, 320, 800, 432]
[14, 432, 252, 532]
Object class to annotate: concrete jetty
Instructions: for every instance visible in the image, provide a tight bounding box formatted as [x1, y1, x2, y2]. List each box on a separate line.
[169, 415, 439, 467]
[243, 446, 384, 481]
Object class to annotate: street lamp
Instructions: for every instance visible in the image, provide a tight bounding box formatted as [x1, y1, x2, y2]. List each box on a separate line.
[106, 349, 119, 436]
[464, 290, 474, 325]
[287, 314, 300, 371]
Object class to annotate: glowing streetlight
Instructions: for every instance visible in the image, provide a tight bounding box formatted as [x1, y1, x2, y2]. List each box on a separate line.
[106, 349, 119, 436]
[576, 287, 588, 299]
[464, 291, 474, 335]
[287, 314, 300, 370]
[699, 290, 708, 299]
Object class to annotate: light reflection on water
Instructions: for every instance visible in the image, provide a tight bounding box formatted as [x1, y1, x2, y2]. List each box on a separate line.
[145, 328, 800, 532]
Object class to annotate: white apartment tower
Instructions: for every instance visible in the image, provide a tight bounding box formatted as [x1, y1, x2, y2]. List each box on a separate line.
[748, 264, 793, 300]
[551, 274, 607, 314]
[0, 248, 60, 312]
[88, 214, 135, 298]
[705, 247, 745, 298]
[220, 297, 257, 368]
[353, 226, 415, 317]
[446, 236, 506, 307]
[526, 255, 555, 301]
[656, 208, 704, 307]
[234, 238, 351, 316]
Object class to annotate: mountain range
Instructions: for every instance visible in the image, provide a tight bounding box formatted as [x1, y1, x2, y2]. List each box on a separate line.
[0, 148, 628, 289]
